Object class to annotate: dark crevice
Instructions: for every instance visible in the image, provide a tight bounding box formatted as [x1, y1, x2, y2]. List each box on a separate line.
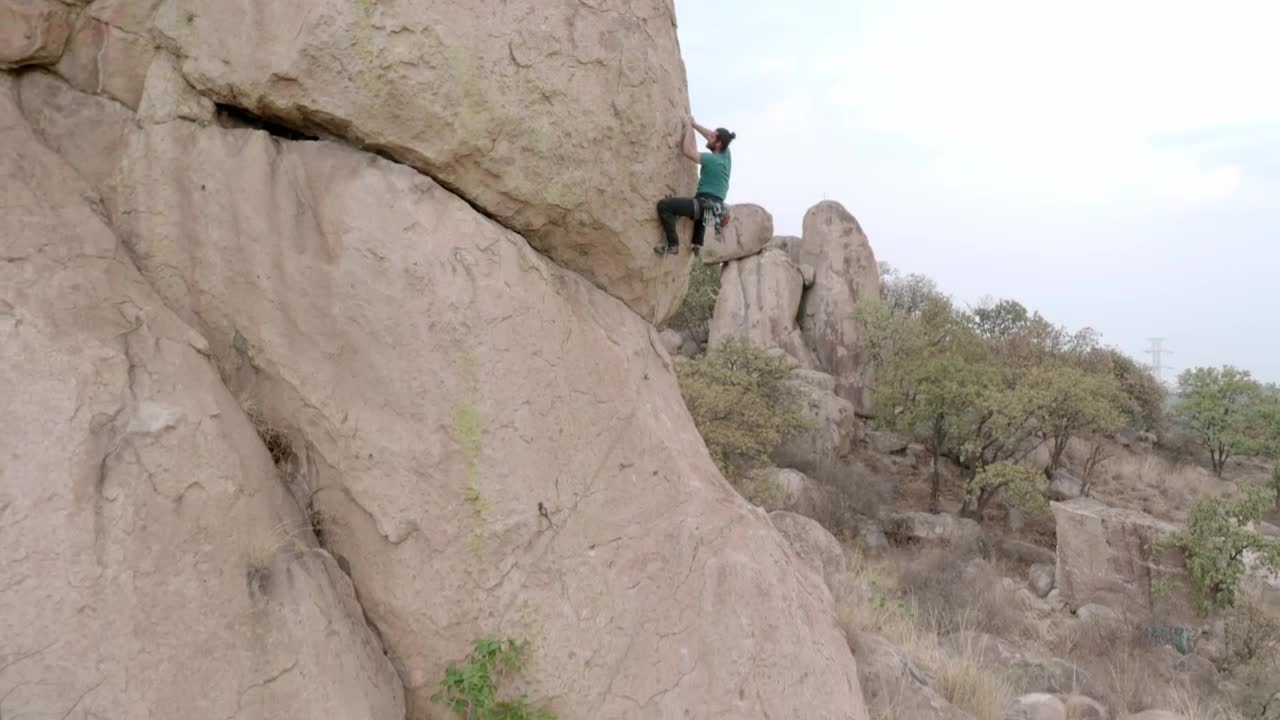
[215, 103, 319, 142]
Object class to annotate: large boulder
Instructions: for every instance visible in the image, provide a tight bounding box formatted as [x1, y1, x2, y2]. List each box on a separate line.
[0, 76, 405, 720]
[149, 0, 697, 322]
[0, 0, 75, 68]
[772, 369, 860, 483]
[701, 203, 773, 263]
[1028, 564, 1056, 598]
[97, 115, 871, 719]
[783, 201, 881, 415]
[708, 247, 816, 366]
[770, 511, 847, 589]
[754, 467, 842, 519]
[853, 632, 976, 720]
[1052, 499, 1197, 624]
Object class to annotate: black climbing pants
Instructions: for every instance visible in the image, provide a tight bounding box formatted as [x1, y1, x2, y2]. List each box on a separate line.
[657, 194, 720, 249]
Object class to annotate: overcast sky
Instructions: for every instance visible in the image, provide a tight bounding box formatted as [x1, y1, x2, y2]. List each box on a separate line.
[675, 0, 1280, 384]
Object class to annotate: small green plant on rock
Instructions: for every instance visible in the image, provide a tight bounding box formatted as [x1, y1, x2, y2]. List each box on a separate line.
[1168, 483, 1280, 614]
[432, 637, 556, 720]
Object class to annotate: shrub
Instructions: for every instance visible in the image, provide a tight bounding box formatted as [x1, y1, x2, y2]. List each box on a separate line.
[665, 260, 721, 343]
[894, 548, 1028, 640]
[1167, 483, 1280, 614]
[676, 336, 808, 481]
[432, 638, 556, 720]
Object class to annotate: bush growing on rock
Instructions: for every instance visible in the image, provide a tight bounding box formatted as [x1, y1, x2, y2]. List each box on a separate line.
[676, 336, 808, 482]
[665, 260, 721, 344]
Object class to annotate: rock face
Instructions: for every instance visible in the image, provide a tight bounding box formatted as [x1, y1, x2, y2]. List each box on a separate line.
[0, 76, 405, 720]
[708, 247, 816, 365]
[89, 111, 870, 718]
[1052, 499, 1197, 624]
[773, 369, 860, 483]
[1048, 469, 1084, 501]
[148, 0, 697, 323]
[701, 203, 774, 264]
[757, 467, 842, 519]
[770, 511, 847, 589]
[0, 0, 75, 68]
[56, 0, 161, 109]
[1029, 564, 1056, 598]
[854, 633, 976, 720]
[784, 201, 881, 415]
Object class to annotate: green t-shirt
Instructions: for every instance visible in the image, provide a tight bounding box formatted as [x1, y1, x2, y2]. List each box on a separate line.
[696, 149, 731, 200]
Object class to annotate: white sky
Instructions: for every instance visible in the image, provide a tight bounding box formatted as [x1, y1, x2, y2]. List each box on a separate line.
[676, 0, 1280, 384]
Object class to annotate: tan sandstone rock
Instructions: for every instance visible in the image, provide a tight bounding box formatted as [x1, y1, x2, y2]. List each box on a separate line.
[0, 0, 75, 68]
[770, 511, 847, 589]
[701, 203, 773, 263]
[772, 368, 861, 483]
[16, 69, 135, 189]
[149, 0, 698, 322]
[1052, 499, 1197, 625]
[0, 75, 404, 720]
[55, 0, 161, 109]
[754, 467, 842, 519]
[784, 201, 881, 415]
[102, 118, 870, 720]
[708, 247, 816, 366]
[1006, 694, 1066, 720]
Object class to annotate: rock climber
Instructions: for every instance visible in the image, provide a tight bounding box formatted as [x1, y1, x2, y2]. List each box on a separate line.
[655, 116, 735, 257]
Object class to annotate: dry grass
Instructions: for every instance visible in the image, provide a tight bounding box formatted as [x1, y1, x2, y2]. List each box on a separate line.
[835, 550, 1017, 720]
[894, 547, 1036, 642]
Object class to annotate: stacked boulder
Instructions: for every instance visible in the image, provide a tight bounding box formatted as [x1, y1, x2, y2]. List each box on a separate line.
[696, 200, 881, 503]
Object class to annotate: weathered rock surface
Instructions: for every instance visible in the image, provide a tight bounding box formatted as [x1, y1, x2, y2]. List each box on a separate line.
[1048, 469, 1084, 501]
[1063, 696, 1109, 720]
[867, 429, 909, 455]
[854, 632, 976, 720]
[1029, 564, 1056, 598]
[785, 201, 880, 415]
[885, 512, 982, 547]
[770, 511, 847, 589]
[709, 247, 816, 366]
[1119, 712, 1187, 720]
[16, 69, 135, 189]
[100, 116, 871, 719]
[1006, 694, 1066, 720]
[772, 369, 860, 483]
[999, 538, 1058, 567]
[1052, 499, 1197, 624]
[0, 76, 405, 720]
[0, 0, 75, 68]
[55, 0, 160, 109]
[701, 203, 773, 263]
[149, 0, 697, 322]
[754, 467, 841, 520]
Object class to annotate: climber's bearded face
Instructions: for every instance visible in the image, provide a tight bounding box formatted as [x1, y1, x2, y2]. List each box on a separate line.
[705, 138, 720, 152]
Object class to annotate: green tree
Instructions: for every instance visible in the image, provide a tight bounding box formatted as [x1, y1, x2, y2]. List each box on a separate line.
[1021, 363, 1126, 474]
[861, 293, 993, 512]
[1172, 366, 1265, 476]
[1168, 484, 1280, 614]
[1106, 349, 1167, 433]
[675, 336, 808, 481]
[963, 461, 1046, 518]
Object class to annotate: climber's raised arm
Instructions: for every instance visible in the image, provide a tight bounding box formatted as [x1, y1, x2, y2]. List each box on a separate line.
[681, 121, 701, 163]
[690, 117, 715, 142]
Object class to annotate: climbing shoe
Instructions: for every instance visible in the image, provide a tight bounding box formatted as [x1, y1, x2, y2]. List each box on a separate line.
[653, 243, 679, 256]
[691, 244, 702, 257]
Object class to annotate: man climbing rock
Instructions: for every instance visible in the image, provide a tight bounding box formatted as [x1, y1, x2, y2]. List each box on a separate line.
[655, 116, 735, 257]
